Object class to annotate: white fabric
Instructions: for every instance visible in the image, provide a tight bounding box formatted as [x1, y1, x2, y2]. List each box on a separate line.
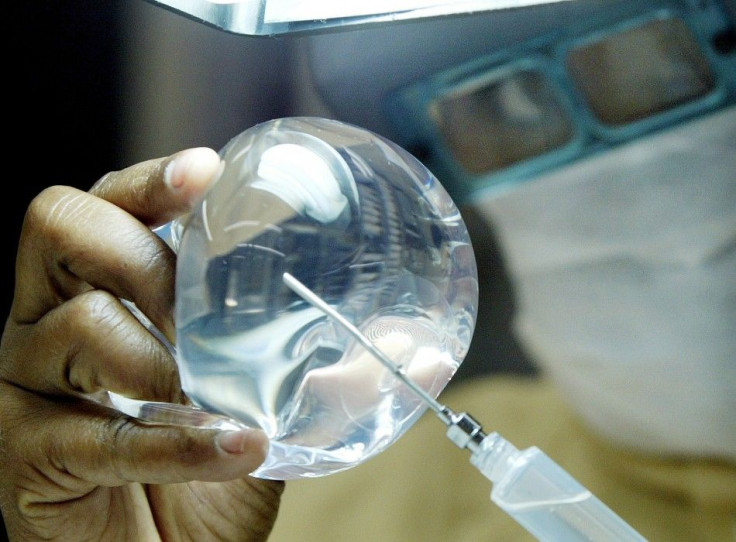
[473, 105, 736, 460]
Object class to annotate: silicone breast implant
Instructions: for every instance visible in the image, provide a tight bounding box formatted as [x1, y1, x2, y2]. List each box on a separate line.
[173, 117, 479, 479]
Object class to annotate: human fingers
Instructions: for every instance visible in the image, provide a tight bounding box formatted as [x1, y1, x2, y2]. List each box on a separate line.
[4, 185, 180, 403]
[90, 147, 221, 228]
[0, 382, 273, 500]
[3, 149, 219, 401]
[12, 148, 220, 340]
[0, 289, 181, 400]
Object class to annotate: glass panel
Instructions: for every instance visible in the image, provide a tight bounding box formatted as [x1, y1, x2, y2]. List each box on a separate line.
[428, 69, 575, 174]
[566, 17, 715, 126]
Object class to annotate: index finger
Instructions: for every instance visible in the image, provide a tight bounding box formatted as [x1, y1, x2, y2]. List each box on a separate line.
[90, 147, 221, 228]
[10, 147, 220, 336]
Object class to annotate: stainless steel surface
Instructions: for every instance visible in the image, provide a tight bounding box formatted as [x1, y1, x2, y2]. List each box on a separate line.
[146, 0, 574, 36]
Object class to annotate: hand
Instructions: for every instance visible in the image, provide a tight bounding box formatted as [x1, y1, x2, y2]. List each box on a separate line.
[0, 149, 283, 541]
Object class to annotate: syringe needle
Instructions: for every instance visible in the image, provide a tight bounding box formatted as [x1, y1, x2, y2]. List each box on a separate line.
[282, 272, 445, 416]
[283, 273, 485, 443]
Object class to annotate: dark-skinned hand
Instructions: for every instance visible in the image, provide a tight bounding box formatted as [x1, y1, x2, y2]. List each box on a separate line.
[0, 148, 284, 541]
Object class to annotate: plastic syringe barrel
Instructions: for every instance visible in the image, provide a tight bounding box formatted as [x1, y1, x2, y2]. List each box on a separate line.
[471, 432, 647, 542]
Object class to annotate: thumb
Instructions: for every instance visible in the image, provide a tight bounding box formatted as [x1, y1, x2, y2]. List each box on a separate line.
[5, 386, 269, 494]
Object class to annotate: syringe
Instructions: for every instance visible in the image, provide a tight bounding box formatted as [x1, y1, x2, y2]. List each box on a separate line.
[283, 272, 647, 542]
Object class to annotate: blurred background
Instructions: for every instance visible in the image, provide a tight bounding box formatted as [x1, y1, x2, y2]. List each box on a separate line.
[9, 0, 735, 382]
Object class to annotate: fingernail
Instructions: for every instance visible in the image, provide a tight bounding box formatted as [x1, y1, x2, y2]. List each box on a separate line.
[217, 429, 257, 455]
[164, 148, 219, 191]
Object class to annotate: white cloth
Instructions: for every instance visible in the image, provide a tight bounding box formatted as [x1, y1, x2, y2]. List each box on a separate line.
[473, 105, 736, 460]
